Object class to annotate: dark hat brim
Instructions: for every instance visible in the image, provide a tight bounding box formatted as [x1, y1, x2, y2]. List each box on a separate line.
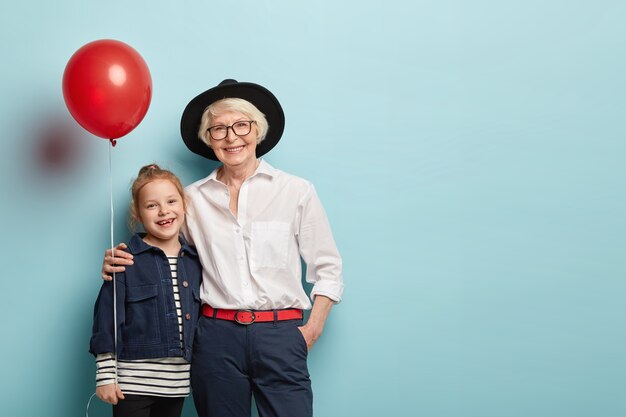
[180, 79, 285, 161]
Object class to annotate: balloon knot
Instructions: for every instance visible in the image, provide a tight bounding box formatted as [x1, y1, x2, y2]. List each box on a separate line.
[110, 139, 117, 147]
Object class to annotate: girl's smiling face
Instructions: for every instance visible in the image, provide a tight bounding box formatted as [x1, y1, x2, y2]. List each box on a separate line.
[136, 179, 185, 248]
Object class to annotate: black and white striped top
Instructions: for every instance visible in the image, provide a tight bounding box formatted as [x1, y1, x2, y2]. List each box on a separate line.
[95, 256, 190, 397]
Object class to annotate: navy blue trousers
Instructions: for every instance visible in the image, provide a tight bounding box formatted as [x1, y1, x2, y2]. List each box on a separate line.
[191, 315, 312, 417]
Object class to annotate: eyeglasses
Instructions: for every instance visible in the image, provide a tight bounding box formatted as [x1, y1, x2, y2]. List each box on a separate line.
[207, 120, 256, 140]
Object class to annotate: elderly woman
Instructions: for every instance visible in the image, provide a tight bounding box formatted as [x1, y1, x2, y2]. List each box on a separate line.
[102, 79, 344, 417]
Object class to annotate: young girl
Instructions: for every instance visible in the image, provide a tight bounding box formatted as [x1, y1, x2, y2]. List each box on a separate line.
[90, 164, 201, 417]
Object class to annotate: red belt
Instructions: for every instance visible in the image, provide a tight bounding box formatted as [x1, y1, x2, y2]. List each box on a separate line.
[202, 305, 303, 325]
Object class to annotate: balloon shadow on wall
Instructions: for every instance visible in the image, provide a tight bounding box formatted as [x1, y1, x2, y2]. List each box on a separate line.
[19, 108, 95, 193]
[35, 114, 87, 172]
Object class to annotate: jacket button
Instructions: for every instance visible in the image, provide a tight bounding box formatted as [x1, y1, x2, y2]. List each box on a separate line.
[185, 313, 191, 320]
[182, 281, 189, 288]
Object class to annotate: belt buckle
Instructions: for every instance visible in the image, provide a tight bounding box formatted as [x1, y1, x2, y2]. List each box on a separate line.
[234, 310, 256, 325]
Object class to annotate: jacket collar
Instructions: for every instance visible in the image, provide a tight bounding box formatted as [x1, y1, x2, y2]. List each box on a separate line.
[127, 233, 198, 257]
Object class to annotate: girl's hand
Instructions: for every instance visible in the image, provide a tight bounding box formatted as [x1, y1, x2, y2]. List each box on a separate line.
[96, 383, 125, 405]
[102, 243, 133, 281]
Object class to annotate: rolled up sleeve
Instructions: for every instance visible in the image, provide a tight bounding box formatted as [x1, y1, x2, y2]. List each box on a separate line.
[297, 185, 344, 303]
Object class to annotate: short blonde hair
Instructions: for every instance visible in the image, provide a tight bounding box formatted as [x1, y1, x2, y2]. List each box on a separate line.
[197, 98, 269, 146]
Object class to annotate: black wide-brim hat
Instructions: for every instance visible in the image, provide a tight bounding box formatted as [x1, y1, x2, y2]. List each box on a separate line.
[180, 79, 285, 161]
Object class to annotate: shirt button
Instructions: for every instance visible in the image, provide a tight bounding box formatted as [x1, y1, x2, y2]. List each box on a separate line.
[236, 228, 240, 233]
[243, 282, 249, 287]
[182, 281, 189, 288]
[185, 313, 191, 320]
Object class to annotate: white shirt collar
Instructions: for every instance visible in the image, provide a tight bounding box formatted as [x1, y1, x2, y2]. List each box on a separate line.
[200, 159, 277, 187]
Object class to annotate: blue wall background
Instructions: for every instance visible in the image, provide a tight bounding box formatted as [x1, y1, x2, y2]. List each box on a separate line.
[1, 1, 625, 416]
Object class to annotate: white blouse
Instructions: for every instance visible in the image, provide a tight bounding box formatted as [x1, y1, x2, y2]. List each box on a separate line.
[183, 160, 343, 310]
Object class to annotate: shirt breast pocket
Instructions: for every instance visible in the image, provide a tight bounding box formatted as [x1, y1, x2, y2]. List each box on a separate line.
[124, 284, 160, 345]
[250, 221, 291, 270]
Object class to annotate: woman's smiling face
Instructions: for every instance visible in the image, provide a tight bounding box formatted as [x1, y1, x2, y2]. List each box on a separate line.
[208, 110, 259, 169]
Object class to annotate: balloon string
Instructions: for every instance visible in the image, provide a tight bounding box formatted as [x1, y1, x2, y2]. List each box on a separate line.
[85, 142, 118, 417]
[85, 143, 117, 417]
[109, 140, 118, 384]
[85, 392, 97, 417]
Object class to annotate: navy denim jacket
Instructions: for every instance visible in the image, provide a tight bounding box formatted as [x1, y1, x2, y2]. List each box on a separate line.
[89, 233, 202, 362]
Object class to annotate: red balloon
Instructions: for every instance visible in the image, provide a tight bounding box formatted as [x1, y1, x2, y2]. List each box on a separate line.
[62, 39, 152, 140]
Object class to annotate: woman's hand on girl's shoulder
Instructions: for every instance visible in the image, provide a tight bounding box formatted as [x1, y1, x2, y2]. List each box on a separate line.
[102, 242, 134, 281]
